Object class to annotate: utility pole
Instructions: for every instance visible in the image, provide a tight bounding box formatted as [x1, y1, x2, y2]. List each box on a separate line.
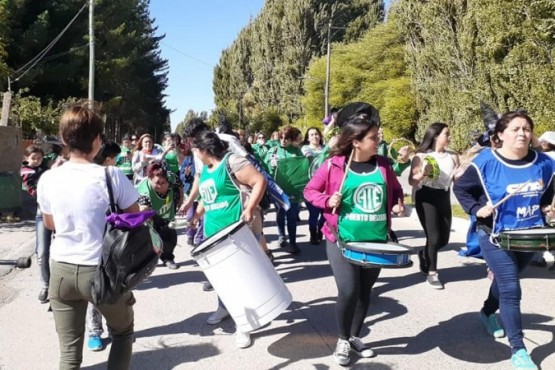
[0, 78, 12, 126]
[88, 0, 95, 106]
[324, 19, 332, 118]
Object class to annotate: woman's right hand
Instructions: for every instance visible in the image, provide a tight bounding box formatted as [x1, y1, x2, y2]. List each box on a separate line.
[327, 192, 342, 208]
[476, 205, 494, 218]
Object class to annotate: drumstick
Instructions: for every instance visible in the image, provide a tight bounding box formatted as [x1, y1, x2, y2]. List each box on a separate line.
[332, 150, 354, 214]
[491, 179, 532, 209]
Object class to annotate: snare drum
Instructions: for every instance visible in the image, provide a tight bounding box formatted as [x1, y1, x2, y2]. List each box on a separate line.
[498, 228, 555, 252]
[338, 241, 413, 268]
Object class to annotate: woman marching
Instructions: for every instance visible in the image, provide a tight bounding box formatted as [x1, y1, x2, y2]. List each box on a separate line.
[189, 131, 267, 348]
[264, 126, 305, 254]
[37, 103, 139, 369]
[409, 122, 460, 289]
[301, 127, 325, 244]
[454, 111, 555, 370]
[304, 111, 405, 366]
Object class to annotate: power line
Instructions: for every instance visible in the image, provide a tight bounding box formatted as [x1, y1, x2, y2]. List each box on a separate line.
[161, 41, 212, 67]
[11, 1, 88, 83]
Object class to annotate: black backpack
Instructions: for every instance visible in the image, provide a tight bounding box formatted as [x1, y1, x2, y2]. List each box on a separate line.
[91, 168, 162, 305]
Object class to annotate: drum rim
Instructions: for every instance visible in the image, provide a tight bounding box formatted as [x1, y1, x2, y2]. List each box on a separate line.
[498, 230, 555, 241]
[339, 241, 413, 254]
[191, 220, 246, 257]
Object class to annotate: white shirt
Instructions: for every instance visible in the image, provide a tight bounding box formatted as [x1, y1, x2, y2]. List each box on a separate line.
[37, 163, 138, 265]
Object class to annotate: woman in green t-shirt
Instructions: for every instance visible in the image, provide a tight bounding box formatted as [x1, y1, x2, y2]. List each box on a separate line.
[264, 126, 307, 255]
[304, 112, 406, 366]
[189, 131, 268, 349]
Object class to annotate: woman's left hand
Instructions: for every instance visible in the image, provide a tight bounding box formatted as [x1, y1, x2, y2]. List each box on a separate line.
[542, 205, 555, 222]
[392, 204, 406, 217]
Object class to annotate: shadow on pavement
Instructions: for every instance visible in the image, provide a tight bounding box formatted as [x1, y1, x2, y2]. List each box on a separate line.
[369, 312, 554, 366]
[260, 295, 407, 369]
[81, 342, 219, 370]
[0, 219, 35, 233]
[135, 269, 205, 291]
[135, 311, 236, 339]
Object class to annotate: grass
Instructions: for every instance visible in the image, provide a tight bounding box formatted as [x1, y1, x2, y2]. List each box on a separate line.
[451, 204, 470, 220]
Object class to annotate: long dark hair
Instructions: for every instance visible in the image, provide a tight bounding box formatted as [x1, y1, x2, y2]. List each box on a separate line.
[330, 115, 380, 157]
[416, 122, 448, 153]
[303, 126, 323, 146]
[192, 131, 229, 160]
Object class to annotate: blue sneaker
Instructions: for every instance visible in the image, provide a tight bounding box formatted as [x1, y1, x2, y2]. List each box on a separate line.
[87, 335, 103, 352]
[479, 309, 505, 338]
[511, 349, 538, 370]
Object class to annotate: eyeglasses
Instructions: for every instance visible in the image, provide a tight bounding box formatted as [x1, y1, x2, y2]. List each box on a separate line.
[258, 136, 264, 139]
[131, 137, 137, 141]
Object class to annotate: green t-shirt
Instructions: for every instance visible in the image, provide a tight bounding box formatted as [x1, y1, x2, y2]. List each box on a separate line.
[164, 150, 179, 174]
[264, 145, 306, 201]
[199, 153, 243, 238]
[338, 168, 388, 242]
[136, 177, 176, 222]
[116, 147, 133, 176]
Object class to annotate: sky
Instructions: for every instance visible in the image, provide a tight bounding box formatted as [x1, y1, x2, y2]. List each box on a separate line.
[149, 1, 265, 130]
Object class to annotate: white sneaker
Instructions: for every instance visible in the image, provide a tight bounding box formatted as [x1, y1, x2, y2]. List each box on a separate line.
[235, 330, 252, 348]
[333, 338, 351, 366]
[206, 306, 230, 325]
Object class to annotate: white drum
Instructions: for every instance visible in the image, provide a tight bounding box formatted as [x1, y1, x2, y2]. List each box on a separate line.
[191, 221, 292, 332]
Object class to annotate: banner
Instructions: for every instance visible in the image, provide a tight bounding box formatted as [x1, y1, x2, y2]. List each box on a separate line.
[245, 154, 290, 211]
[274, 156, 310, 198]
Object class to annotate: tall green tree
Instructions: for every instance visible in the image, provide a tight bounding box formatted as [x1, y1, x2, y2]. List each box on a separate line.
[213, 0, 385, 132]
[0, 0, 170, 140]
[395, 0, 555, 150]
[303, 15, 416, 140]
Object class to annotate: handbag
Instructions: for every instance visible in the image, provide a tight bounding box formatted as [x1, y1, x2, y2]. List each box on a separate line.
[91, 168, 162, 305]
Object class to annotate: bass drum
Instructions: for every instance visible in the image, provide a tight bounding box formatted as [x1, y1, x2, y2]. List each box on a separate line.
[191, 221, 292, 332]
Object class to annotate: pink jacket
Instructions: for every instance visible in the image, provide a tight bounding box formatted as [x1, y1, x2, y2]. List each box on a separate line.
[303, 155, 404, 243]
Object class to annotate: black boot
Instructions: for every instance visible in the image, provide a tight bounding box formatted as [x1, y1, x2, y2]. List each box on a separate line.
[309, 228, 319, 245]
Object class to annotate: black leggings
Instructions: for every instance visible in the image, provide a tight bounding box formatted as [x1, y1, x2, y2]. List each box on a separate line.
[415, 186, 452, 272]
[326, 241, 381, 340]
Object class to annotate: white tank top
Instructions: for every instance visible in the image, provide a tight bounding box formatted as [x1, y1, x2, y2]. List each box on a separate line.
[420, 151, 456, 190]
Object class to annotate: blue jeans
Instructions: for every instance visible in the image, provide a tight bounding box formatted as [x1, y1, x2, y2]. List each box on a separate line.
[36, 213, 53, 288]
[306, 201, 324, 231]
[478, 230, 535, 353]
[276, 202, 299, 246]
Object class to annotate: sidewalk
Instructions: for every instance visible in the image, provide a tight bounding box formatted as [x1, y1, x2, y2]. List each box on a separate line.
[0, 207, 554, 370]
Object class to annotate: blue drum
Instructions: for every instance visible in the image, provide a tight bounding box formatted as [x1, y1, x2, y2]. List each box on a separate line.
[338, 241, 413, 268]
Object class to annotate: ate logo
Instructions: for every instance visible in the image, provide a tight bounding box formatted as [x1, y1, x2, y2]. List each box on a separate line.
[199, 179, 218, 204]
[354, 183, 384, 213]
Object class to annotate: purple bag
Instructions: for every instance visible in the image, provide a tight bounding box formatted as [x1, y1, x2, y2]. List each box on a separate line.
[106, 210, 156, 229]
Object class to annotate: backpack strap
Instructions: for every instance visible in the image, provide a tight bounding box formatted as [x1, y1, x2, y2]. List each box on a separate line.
[224, 155, 244, 191]
[104, 167, 118, 214]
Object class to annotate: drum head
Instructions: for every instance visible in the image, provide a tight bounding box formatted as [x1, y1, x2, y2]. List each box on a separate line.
[343, 241, 413, 254]
[191, 220, 246, 257]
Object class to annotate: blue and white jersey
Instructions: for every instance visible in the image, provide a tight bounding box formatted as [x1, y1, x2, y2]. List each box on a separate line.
[471, 149, 555, 240]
